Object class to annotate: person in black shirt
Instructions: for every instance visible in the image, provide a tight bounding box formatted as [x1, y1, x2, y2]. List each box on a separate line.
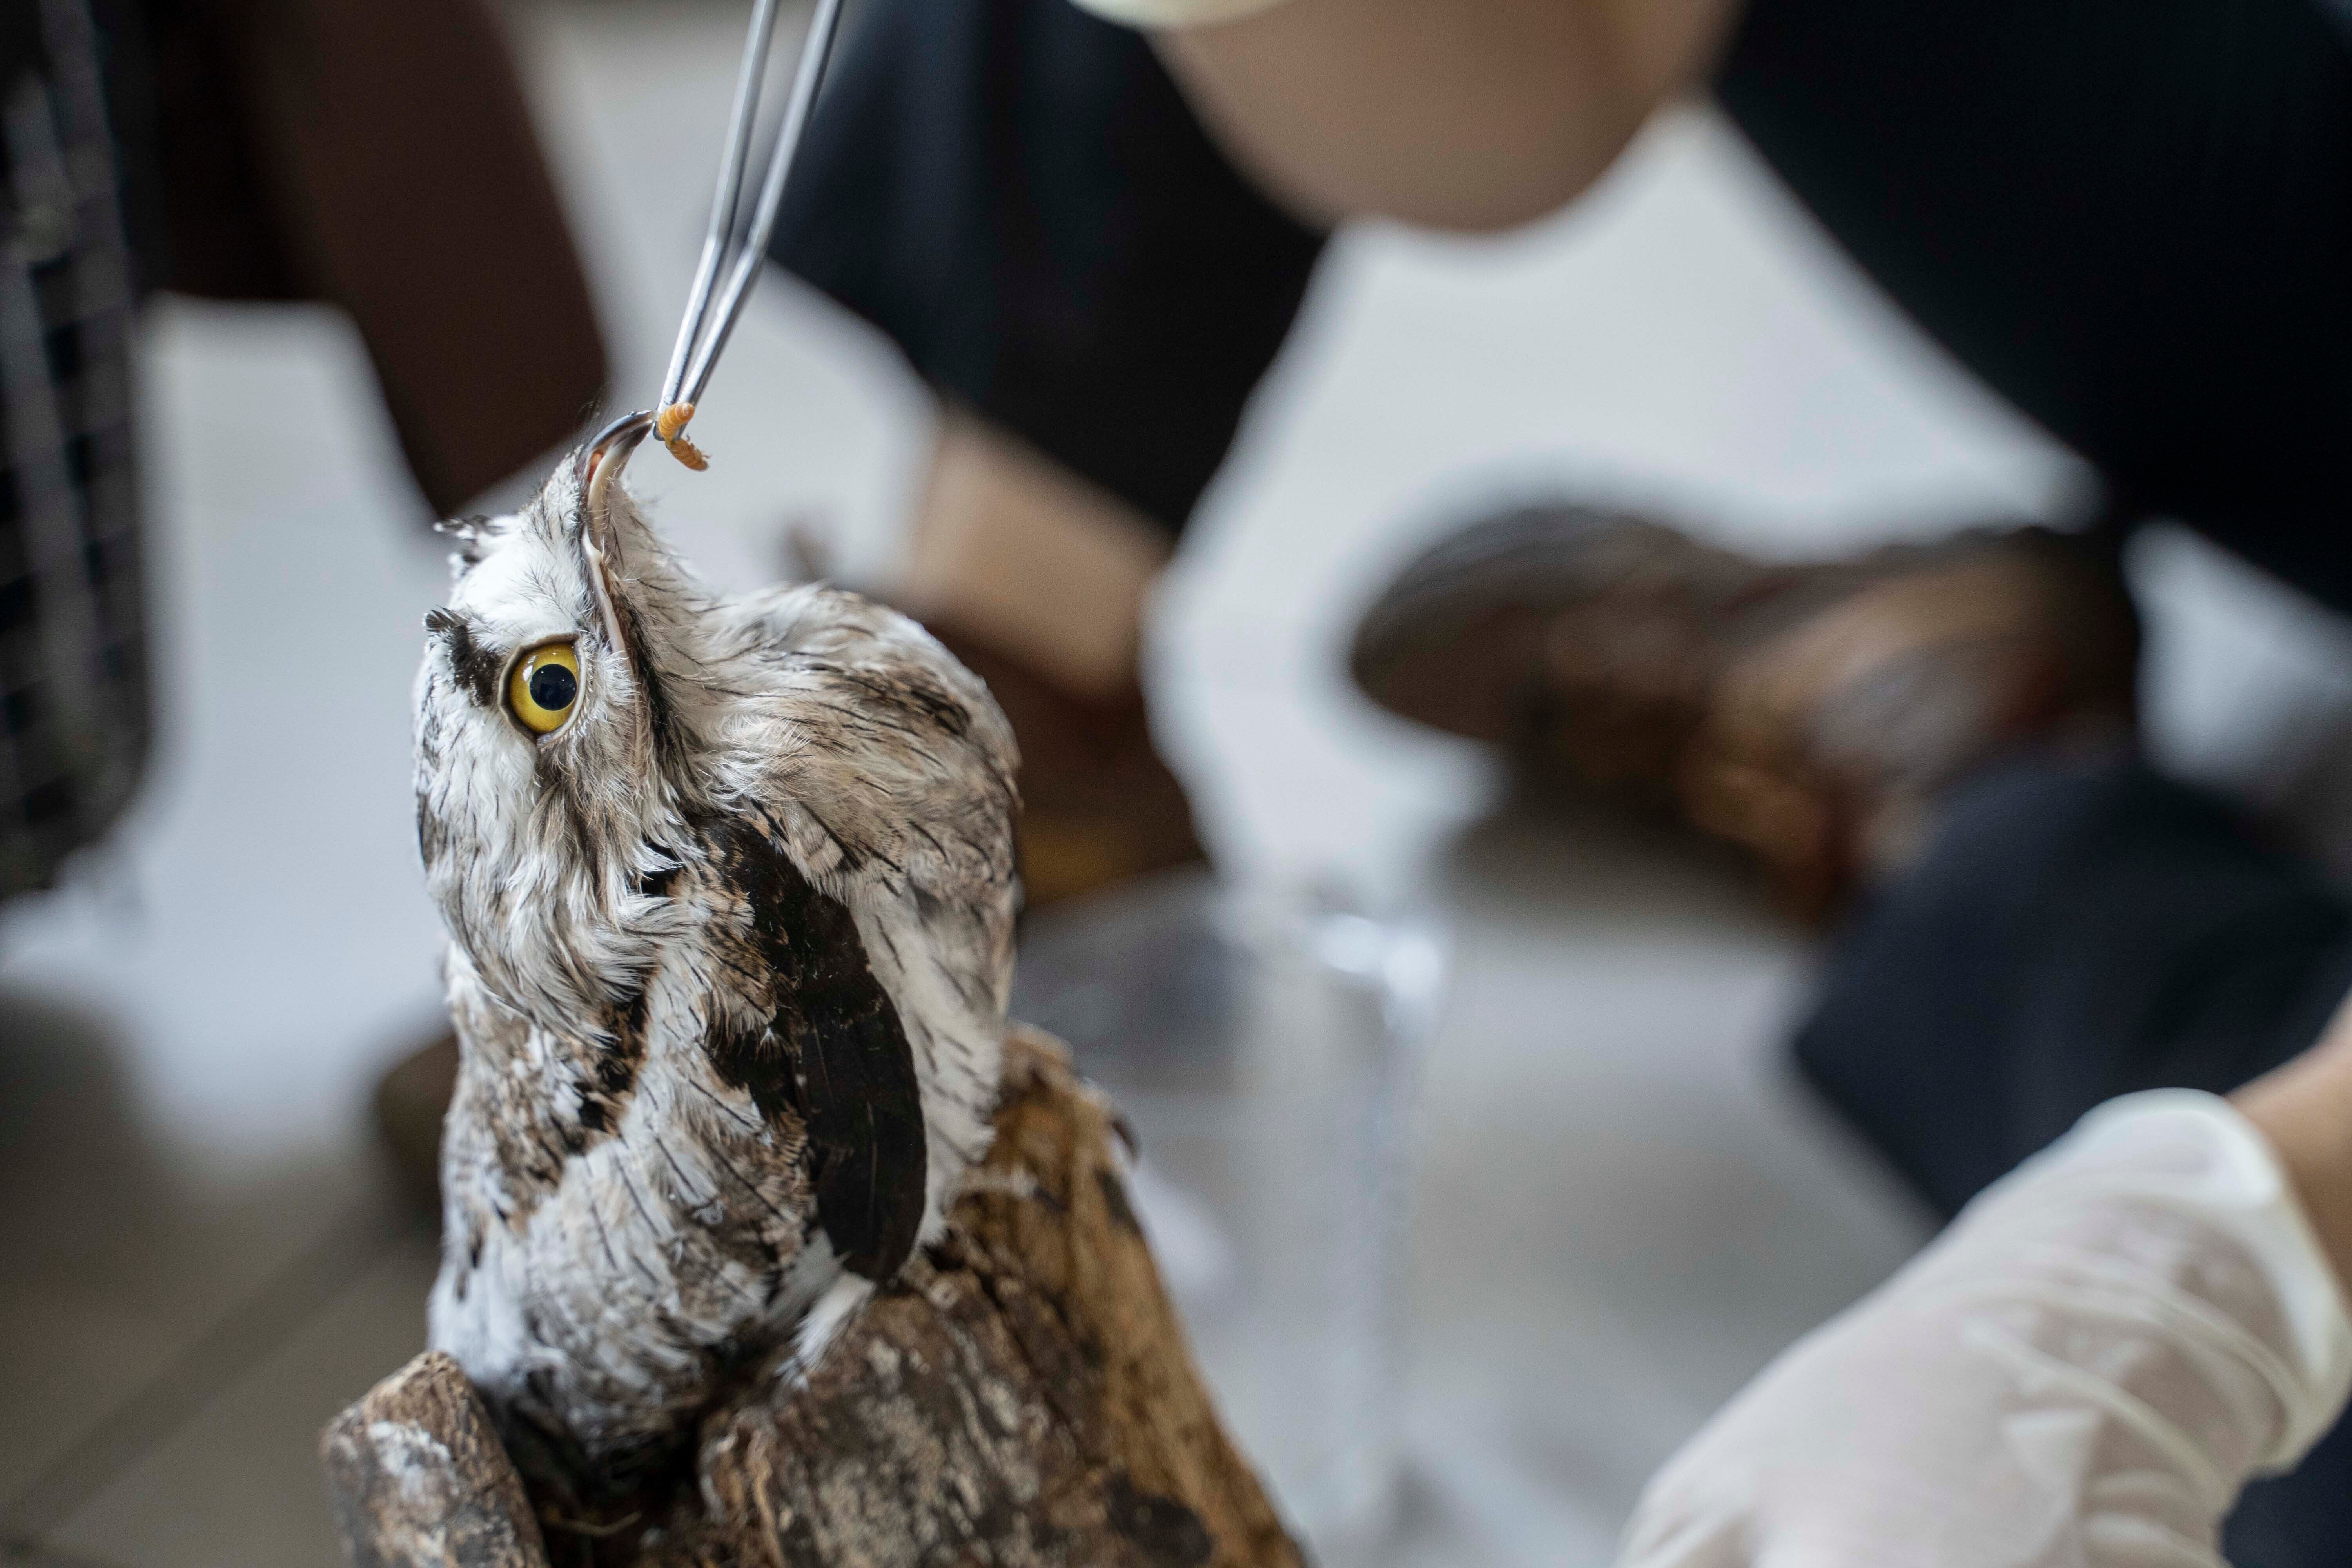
[764, 1, 2352, 1558]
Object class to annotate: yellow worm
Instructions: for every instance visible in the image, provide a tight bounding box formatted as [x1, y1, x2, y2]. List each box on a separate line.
[655, 403, 709, 470]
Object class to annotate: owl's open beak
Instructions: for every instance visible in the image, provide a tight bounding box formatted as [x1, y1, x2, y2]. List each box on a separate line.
[575, 410, 657, 664]
[579, 411, 657, 517]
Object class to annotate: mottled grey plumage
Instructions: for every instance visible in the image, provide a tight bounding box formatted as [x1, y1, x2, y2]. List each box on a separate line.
[411, 434, 1018, 1488]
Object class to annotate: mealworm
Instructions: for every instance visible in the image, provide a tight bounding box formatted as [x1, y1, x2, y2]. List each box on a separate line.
[655, 402, 710, 470]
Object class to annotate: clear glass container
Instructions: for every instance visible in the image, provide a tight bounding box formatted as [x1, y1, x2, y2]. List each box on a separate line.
[1012, 870, 1445, 1560]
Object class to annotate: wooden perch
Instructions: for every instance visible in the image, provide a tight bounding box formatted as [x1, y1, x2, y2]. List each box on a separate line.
[320, 1350, 549, 1568]
[324, 1028, 1303, 1568]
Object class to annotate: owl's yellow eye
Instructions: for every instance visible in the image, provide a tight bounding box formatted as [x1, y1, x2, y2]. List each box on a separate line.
[509, 642, 582, 735]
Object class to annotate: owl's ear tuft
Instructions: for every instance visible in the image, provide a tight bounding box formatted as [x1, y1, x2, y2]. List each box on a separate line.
[433, 513, 506, 576]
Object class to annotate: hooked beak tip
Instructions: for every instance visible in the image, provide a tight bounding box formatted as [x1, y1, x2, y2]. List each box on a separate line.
[578, 411, 657, 510]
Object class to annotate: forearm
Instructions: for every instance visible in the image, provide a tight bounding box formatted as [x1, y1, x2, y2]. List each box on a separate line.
[2234, 995, 2352, 1297]
[1147, 0, 1741, 232]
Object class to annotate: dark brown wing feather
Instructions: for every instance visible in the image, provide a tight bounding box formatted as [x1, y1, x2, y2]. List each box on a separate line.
[702, 818, 927, 1281]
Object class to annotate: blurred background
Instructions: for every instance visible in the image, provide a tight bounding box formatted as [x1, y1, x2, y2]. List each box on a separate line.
[11, 0, 2352, 1563]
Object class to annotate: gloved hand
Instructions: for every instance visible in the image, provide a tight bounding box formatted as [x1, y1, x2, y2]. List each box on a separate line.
[1619, 1091, 2352, 1568]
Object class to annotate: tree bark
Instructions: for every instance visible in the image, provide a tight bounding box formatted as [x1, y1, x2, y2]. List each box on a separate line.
[320, 1350, 552, 1568]
[325, 1027, 1302, 1568]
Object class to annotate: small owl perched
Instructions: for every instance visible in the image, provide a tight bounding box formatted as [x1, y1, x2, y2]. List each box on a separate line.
[411, 420, 1020, 1489]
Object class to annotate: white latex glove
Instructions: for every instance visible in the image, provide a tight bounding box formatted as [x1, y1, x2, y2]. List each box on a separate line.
[1620, 1091, 2352, 1568]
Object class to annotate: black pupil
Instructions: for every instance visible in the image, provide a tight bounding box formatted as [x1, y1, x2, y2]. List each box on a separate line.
[528, 662, 578, 711]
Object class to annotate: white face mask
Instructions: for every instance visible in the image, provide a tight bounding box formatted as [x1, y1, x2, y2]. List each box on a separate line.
[1063, 0, 1298, 27]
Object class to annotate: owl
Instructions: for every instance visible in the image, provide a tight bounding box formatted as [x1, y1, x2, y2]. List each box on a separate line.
[411, 416, 1020, 1490]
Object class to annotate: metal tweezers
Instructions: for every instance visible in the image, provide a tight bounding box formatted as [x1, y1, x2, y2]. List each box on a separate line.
[584, 0, 848, 483]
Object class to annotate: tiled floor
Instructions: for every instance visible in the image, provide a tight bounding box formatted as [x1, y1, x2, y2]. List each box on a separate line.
[6, 1, 2352, 1563]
